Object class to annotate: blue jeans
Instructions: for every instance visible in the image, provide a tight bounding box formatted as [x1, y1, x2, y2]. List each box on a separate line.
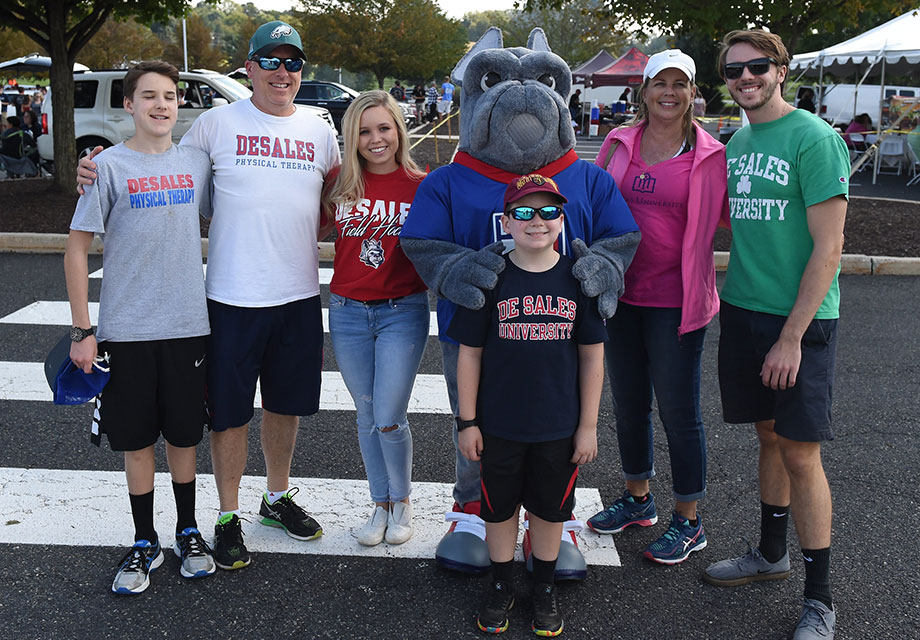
[605, 303, 707, 502]
[329, 292, 429, 503]
[440, 341, 482, 506]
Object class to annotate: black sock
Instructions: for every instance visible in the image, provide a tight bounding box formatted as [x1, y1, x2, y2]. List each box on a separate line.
[129, 490, 156, 543]
[802, 547, 833, 608]
[172, 479, 197, 533]
[630, 492, 649, 503]
[531, 556, 557, 585]
[758, 501, 789, 563]
[491, 559, 514, 584]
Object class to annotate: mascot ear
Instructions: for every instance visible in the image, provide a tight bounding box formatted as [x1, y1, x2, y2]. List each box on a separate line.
[526, 27, 552, 53]
[452, 26, 504, 85]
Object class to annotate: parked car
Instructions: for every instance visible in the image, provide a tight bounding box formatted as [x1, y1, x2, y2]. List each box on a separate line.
[37, 69, 336, 163]
[294, 80, 413, 129]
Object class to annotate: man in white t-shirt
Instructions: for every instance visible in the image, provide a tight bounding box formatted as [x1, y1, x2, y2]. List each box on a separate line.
[79, 22, 341, 572]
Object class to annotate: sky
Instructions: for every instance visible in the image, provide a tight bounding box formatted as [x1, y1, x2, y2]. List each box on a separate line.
[244, 0, 520, 20]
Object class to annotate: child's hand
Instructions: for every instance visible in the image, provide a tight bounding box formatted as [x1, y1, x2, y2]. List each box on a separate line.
[459, 427, 483, 461]
[571, 426, 597, 465]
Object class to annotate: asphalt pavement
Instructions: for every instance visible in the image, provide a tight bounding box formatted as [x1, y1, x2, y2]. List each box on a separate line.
[0, 252, 918, 639]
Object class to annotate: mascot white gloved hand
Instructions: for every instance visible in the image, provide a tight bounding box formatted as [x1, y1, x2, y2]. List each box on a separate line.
[400, 27, 640, 580]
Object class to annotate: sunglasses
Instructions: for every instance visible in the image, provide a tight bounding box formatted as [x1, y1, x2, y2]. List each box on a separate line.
[250, 56, 304, 72]
[505, 205, 564, 221]
[723, 57, 777, 80]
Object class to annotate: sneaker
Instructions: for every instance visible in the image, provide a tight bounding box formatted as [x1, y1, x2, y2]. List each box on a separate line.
[174, 527, 216, 578]
[213, 513, 251, 570]
[356, 506, 388, 546]
[112, 538, 164, 595]
[384, 501, 413, 545]
[435, 501, 490, 575]
[477, 579, 515, 634]
[259, 487, 323, 541]
[793, 598, 836, 639]
[643, 512, 707, 565]
[586, 490, 658, 534]
[703, 543, 791, 586]
[531, 583, 563, 637]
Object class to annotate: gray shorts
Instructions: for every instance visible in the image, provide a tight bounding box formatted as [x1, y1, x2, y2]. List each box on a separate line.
[718, 302, 838, 442]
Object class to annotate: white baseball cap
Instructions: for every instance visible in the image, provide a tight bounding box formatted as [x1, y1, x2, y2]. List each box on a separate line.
[643, 49, 696, 82]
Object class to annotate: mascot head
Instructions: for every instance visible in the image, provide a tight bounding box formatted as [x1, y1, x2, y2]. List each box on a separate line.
[452, 27, 574, 175]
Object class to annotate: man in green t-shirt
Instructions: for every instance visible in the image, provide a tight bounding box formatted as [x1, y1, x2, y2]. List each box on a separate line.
[703, 30, 848, 640]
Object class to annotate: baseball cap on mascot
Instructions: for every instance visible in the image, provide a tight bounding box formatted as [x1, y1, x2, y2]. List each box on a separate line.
[248, 20, 306, 60]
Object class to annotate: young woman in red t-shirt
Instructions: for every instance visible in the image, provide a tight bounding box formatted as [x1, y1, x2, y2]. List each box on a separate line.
[322, 91, 428, 547]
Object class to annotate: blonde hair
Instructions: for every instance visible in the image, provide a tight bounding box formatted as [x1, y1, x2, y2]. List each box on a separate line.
[629, 75, 698, 148]
[323, 90, 424, 216]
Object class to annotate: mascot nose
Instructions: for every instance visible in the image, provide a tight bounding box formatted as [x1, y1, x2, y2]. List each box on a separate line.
[507, 113, 545, 149]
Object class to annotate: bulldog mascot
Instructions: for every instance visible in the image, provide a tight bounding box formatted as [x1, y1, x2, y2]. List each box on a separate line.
[400, 27, 640, 579]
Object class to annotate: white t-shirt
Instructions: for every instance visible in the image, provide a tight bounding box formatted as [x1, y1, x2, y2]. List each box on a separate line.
[181, 99, 340, 307]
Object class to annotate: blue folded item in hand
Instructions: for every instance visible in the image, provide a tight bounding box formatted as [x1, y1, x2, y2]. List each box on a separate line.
[44, 334, 111, 405]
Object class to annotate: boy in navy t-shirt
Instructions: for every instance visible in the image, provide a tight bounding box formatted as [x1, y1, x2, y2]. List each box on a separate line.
[448, 174, 607, 636]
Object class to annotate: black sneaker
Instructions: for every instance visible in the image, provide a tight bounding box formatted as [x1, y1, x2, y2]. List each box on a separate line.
[213, 513, 251, 570]
[477, 579, 515, 634]
[531, 583, 563, 637]
[259, 487, 323, 541]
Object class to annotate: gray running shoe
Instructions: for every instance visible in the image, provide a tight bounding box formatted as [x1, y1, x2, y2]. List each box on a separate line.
[112, 539, 164, 595]
[793, 598, 835, 639]
[174, 527, 216, 578]
[703, 543, 791, 586]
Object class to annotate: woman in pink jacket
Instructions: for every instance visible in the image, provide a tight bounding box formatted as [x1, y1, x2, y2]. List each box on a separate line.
[586, 50, 729, 565]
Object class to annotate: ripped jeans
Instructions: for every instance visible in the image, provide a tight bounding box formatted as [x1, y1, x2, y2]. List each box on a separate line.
[329, 292, 430, 503]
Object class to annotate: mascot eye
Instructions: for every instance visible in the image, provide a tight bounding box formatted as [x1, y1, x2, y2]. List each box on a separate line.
[537, 74, 555, 89]
[480, 71, 501, 91]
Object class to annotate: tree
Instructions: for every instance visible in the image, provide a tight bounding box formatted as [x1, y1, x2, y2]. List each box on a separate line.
[521, 0, 916, 53]
[0, 26, 40, 61]
[79, 17, 163, 70]
[0, 1, 193, 191]
[162, 13, 226, 71]
[298, 0, 467, 89]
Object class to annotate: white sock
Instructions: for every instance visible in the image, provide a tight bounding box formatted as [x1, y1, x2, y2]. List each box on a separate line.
[266, 489, 288, 504]
[218, 509, 240, 520]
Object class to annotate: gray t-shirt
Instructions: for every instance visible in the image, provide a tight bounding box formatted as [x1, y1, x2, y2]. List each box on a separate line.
[70, 142, 212, 341]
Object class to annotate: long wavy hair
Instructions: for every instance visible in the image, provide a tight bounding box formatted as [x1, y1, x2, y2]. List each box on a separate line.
[629, 74, 698, 148]
[323, 90, 424, 216]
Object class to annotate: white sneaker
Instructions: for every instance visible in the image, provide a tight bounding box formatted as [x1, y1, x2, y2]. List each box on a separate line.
[385, 501, 413, 545]
[355, 506, 388, 546]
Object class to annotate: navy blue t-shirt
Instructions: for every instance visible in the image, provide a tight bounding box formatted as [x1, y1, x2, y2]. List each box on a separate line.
[447, 254, 607, 442]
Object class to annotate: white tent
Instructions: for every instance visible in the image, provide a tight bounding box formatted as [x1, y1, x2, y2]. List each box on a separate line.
[790, 8, 920, 78]
[0, 53, 89, 73]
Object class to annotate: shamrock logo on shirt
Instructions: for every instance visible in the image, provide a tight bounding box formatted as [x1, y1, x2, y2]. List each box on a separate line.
[737, 174, 752, 196]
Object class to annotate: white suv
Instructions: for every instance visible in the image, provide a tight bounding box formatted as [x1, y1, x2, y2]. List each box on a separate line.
[38, 69, 337, 162]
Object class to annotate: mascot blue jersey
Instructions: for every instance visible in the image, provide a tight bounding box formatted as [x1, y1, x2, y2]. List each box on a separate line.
[401, 149, 637, 341]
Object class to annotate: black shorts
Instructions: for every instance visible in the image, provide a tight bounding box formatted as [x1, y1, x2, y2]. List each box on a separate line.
[206, 297, 323, 431]
[480, 432, 578, 523]
[718, 302, 838, 442]
[94, 337, 208, 452]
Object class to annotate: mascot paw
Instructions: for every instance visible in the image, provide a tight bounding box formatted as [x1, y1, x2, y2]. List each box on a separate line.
[435, 502, 490, 574]
[597, 289, 620, 320]
[442, 241, 506, 310]
[523, 513, 588, 582]
[571, 238, 614, 298]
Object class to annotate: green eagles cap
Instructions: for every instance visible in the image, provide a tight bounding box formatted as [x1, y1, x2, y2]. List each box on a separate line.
[248, 21, 306, 60]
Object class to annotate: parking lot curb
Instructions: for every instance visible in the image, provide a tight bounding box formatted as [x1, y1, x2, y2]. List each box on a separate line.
[1, 233, 917, 275]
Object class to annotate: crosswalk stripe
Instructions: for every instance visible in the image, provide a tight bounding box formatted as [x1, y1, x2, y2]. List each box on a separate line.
[0, 301, 440, 336]
[90, 267, 336, 285]
[0, 467, 620, 566]
[0, 362, 451, 413]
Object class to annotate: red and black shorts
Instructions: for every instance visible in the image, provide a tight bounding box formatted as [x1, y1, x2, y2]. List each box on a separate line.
[94, 336, 208, 452]
[479, 432, 578, 523]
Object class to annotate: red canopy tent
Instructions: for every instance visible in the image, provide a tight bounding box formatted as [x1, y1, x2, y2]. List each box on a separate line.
[589, 47, 649, 88]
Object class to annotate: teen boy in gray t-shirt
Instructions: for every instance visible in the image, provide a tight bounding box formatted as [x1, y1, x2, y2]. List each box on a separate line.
[64, 60, 215, 596]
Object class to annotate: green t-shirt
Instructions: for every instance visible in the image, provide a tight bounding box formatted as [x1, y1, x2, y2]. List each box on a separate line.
[722, 109, 849, 319]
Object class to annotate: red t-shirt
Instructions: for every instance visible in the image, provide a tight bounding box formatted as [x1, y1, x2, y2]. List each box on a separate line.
[328, 166, 427, 301]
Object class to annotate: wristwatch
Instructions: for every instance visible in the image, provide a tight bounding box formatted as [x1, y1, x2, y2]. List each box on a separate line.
[70, 326, 94, 342]
[455, 416, 479, 431]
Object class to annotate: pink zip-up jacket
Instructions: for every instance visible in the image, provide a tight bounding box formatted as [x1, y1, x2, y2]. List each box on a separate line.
[596, 120, 730, 335]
